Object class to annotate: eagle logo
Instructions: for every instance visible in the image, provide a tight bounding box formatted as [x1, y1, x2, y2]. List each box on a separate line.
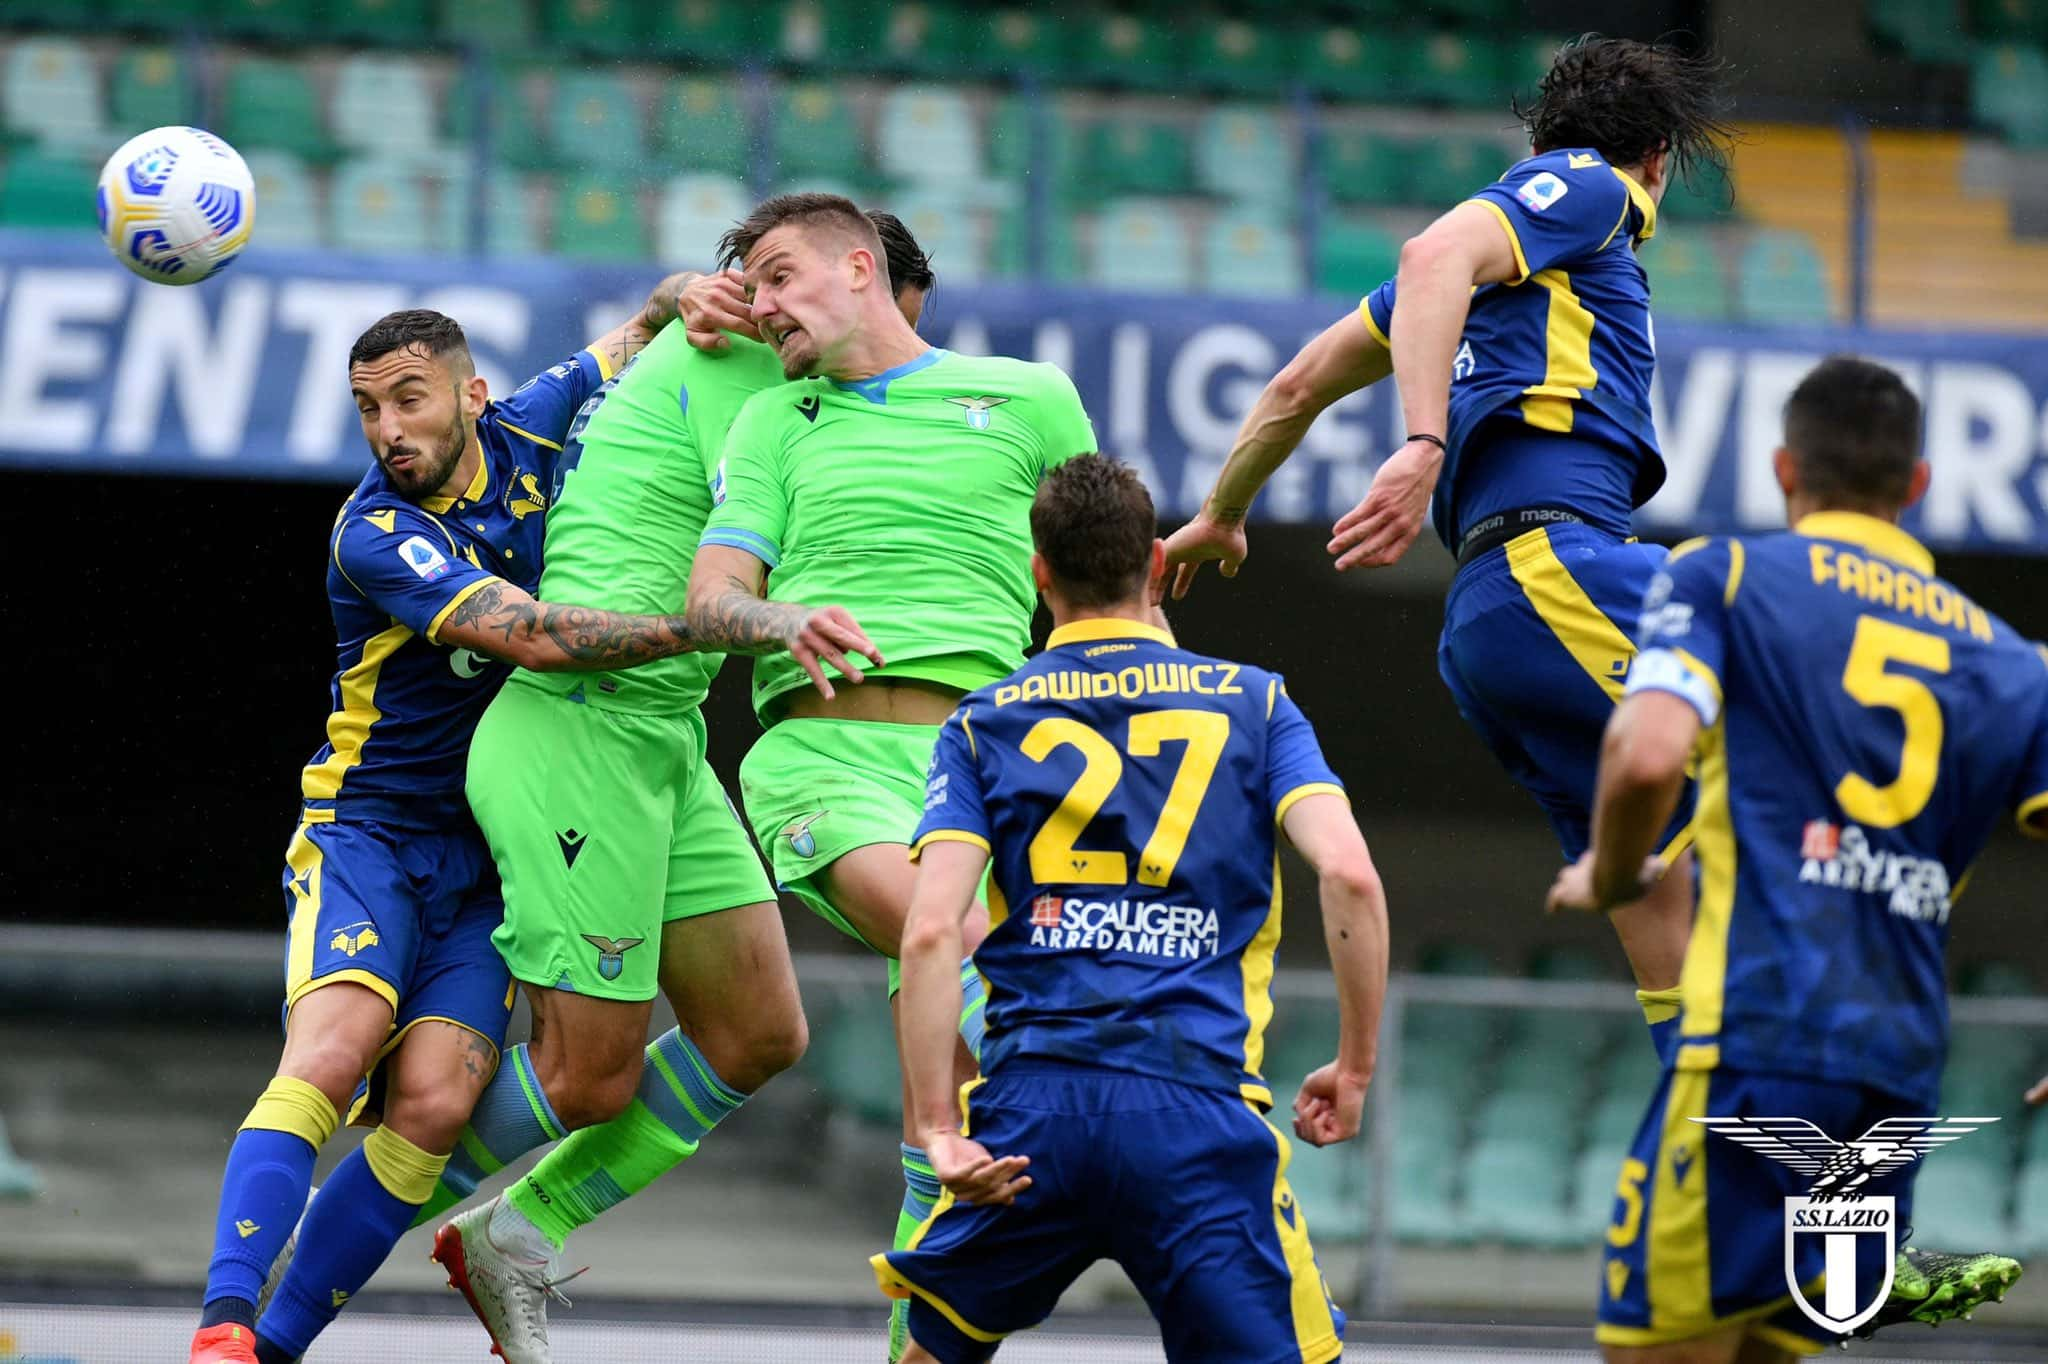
[580, 934, 645, 982]
[945, 395, 1009, 430]
[329, 923, 380, 958]
[1691, 1115, 2000, 1200]
[783, 811, 829, 858]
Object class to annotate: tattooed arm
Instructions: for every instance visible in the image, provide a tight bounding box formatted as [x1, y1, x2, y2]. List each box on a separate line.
[583, 270, 701, 376]
[433, 579, 700, 673]
[685, 545, 883, 699]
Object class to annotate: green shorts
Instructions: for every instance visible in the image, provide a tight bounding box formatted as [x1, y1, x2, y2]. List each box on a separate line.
[738, 717, 940, 994]
[468, 679, 774, 1002]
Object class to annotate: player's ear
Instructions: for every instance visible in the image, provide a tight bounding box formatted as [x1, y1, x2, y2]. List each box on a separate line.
[847, 245, 876, 292]
[1146, 539, 1167, 587]
[1030, 552, 1053, 595]
[1772, 446, 1799, 500]
[1640, 145, 1670, 199]
[461, 373, 489, 421]
[1903, 459, 1931, 511]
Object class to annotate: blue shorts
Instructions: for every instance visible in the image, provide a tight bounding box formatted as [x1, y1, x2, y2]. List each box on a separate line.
[280, 813, 514, 1118]
[873, 1066, 1344, 1364]
[1439, 520, 1695, 861]
[1596, 1065, 1920, 1354]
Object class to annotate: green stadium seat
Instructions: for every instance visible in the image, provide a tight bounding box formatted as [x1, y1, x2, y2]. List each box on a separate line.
[110, 48, 195, 133]
[1315, 217, 1400, 296]
[1473, 1089, 1577, 1148]
[654, 74, 751, 179]
[1509, 35, 1566, 101]
[1304, 26, 1399, 103]
[1598, 1046, 1661, 1108]
[1432, 0, 1519, 25]
[440, 0, 533, 49]
[553, 172, 647, 261]
[333, 55, 441, 163]
[1516, 1008, 1616, 1060]
[1644, 231, 1731, 320]
[1092, 199, 1195, 293]
[1980, 44, 2048, 146]
[772, 81, 867, 188]
[1086, 117, 1193, 198]
[1195, 105, 1295, 208]
[1972, 0, 2048, 44]
[450, 62, 557, 173]
[330, 158, 440, 255]
[1202, 210, 1304, 296]
[973, 7, 1067, 81]
[989, 94, 1078, 200]
[2024, 1114, 2048, 1164]
[1908, 1157, 2013, 1249]
[0, 150, 94, 231]
[890, 188, 989, 282]
[656, 171, 748, 266]
[1077, 11, 1181, 92]
[541, 0, 643, 57]
[2016, 1162, 2048, 1255]
[862, 2, 973, 78]
[1399, 30, 1506, 109]
[650, 0, 761, 63]
[877, 86, 984, 189]
[1736, 229, 1833, 325]
[1287, 1143, 1369, 1242]
[1587, 1090, 1644, 1148]
[1407, 135, 1511, 207]
[1661, 159, 1737, 219]
[1959, 959, 2036, 995]
[105, 0, 211, 34]
[242, 150, 322, 248]
[806, 996, 901, 1126]
[776, 0, 864, 71]
[1569, 1144, 1629, 1236]
[1190, 18, 1288, 97]
[2, 37, 104, 154]
[444, 165, 550, 257]
[991, 206, 1080, 282]
[324, 0, 434, 46]
[552, 71, 645, 171]
[225, 59, 336, 163]
[1319, 126, 1409, 206]
[1462, 1138, 1572, 1246]
[1869, 0, 1973, 63]
[216, 0, 323, 41]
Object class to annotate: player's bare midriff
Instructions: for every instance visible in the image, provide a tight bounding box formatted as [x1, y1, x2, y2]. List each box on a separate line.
[783, 675, 967, 726]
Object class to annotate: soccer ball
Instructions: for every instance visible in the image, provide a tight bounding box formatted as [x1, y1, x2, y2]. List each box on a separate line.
[96, 126, 255, 286]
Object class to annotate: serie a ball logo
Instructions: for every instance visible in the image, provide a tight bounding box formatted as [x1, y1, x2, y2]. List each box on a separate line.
[96, 125, 256, 286]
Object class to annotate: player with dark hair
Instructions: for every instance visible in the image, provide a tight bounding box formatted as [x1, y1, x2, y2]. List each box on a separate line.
[187, 281, 771, 1364]
[1167, 34, 1730, 1063]
[1551, 355, 2026, 1360]
[685, 191, 1097, 1360]
[428, 210, 934, 1363]
[882, 455, 1388, 1364]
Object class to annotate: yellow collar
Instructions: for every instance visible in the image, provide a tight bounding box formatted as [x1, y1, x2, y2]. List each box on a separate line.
[1795, 511, 1934, 574]
[1046, 617, 1177, 650]
[420, 434, 489, 514]
[1612, 167, 1657, 244]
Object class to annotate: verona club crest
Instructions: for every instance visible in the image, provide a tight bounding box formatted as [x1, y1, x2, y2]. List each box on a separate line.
[1694, 1115, 1998, 1333]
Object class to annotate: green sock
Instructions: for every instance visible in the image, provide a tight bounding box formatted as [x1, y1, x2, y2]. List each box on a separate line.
[503, 1028, 746, 1250]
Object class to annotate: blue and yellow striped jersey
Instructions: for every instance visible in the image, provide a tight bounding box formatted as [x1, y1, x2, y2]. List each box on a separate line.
[1363, 147, 1663, 550]
[1628, 513, 2048, 1104]
[298, 349, 609, 824]
[910, 619, 1346, 1107]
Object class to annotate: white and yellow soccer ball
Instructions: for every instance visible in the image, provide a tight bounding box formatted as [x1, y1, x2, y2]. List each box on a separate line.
[96, 125, 255, 285]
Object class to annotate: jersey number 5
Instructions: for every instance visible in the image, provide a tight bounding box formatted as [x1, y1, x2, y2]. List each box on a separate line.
[1837, 615, 1950, 828]
[1021, 710, 1230, 887]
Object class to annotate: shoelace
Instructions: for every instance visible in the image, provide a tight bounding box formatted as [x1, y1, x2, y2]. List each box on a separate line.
[536, 1263, 589, 1309]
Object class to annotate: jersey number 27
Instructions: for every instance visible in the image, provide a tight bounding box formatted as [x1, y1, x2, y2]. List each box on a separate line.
[1022, 710, 1230, 887]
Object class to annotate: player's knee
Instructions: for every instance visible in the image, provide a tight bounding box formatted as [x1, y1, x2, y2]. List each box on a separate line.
[275, 1044, 368, 1115]
[743, 1002, 809, 1085]
[542, 1058, 640, 1131]
[379, 1081, 475, 1153]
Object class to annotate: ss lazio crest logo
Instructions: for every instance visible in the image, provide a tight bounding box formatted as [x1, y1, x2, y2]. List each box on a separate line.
[580, 934, 645, 982]
[1694, 1115, 1999, 1334]
[945, 396, 1009, 430]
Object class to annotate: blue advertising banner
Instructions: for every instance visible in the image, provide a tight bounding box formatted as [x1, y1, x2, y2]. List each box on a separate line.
[4, 229, 2046, 550]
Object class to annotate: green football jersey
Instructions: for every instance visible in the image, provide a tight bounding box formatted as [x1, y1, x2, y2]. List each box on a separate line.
[700, 347, 1097, 720]
[518, 327, 786, 714]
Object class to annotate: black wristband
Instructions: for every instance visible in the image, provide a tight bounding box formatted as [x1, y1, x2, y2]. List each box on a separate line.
[1408, 433, 1448, 453]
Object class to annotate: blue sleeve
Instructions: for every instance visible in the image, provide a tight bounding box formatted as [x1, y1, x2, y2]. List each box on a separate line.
[1360, 281, 1394, 347]
[1264, 678, 1346, 824]
[331, 502, 501, 643]
[910, 702, 993, 858]
[1624, 537, 1735, 726]
[2013, 649, 2048, 836]
[1469, 155, 1631, 284]
[491, 349, 611, 452]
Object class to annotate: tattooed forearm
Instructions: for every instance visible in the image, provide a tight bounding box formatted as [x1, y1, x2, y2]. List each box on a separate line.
[587, 271, 696, 375]
[441, 580, 698, 672]
[685, 574, 809, 655]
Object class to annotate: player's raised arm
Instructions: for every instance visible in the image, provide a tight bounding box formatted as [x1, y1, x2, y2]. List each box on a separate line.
[583, 268, 700, 376]
[1166, 312, 1391, 599]
[1328, 203, 1522, 571]
[683, 544, 880, 698]
[677, 268, 765, 351]
[1279, 794, 1388, 1148]
[431, 577, 700, 673]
